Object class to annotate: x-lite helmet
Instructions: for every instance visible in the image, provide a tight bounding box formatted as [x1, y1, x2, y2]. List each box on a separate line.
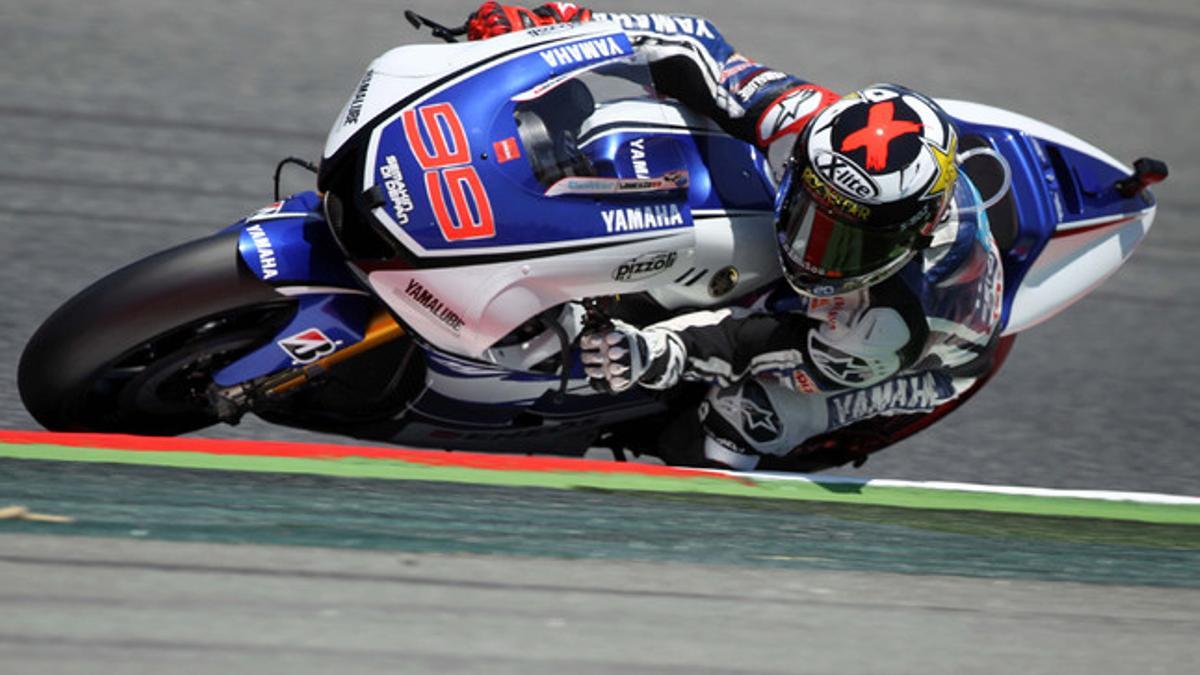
[775, 84, 960, 297]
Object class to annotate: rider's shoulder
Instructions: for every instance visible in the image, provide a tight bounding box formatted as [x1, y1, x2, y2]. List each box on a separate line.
[919, 175, 998, 285]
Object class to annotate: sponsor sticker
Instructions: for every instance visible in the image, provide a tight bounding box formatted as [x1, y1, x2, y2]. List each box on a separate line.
[380, 154, 415, 226]
[601, 203, 686, 234]
[545, 172, 688, 197]
[342, 69, 374, 127]
[538, 35, 629, 69]
[735, 70, 787, 103]
[792, 370, 819, 394]
[277, 328, 342, 365]
[493, 137, 521, 164]
[628, 138, 649, 179]
[244, 224, 278, 280]
[757, 86, 825, 145]
[801, 166, 872, 220]
[525, 22, 578, 37]
[402, 278, 466, 334]
[590, 13, 717, 39]
[613, 251, 678, 282]
[249, 201, 285, 220]
[813, 151, 881, 202]
[808, 337, 878, 387]
[827, 372, 954, 427]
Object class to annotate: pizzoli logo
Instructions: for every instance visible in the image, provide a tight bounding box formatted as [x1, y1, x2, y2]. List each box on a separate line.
[613, 251, 678, 282]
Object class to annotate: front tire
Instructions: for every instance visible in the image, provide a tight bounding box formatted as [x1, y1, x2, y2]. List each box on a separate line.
[18, 231, 291, 434]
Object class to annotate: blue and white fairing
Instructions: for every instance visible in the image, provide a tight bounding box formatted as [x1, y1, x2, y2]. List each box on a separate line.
[217, 192, 372, 387]
[323, 21, 782, 364]
[939, 100, 1157, 336]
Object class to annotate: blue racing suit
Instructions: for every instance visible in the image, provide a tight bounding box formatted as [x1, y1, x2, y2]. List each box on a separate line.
[644, 178, 1004, 469]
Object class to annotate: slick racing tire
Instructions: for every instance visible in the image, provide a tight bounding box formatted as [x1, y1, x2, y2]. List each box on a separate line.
[18, 231, 294, 435]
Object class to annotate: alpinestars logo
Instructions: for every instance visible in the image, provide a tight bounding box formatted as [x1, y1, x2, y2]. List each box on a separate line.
[739, 399, 780, 441]
[757, 86, 825, 145]
[277, 328, 342, 365]
[808, 340, 878, 386]
[711, 380, 782, 445]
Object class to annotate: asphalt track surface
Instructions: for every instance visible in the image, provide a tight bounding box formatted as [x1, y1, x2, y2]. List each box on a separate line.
[2, 1, 1200, 673]
[3, 532, 1199, 675]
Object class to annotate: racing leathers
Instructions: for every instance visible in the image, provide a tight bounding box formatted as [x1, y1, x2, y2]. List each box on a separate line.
[470, 4, 1005, 469]
[638, 181, 1005, 469]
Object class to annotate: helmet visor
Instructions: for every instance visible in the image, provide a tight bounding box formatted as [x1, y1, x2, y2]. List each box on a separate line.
[778, 190, 918, 296]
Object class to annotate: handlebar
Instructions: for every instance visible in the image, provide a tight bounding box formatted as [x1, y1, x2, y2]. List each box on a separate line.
[404, 10, 468, 43]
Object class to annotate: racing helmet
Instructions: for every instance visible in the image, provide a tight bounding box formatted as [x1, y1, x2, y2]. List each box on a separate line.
[775, 84, 960, 297]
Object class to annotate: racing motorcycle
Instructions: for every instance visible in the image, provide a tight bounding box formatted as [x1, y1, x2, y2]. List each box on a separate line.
[18, 14, 1167, 471]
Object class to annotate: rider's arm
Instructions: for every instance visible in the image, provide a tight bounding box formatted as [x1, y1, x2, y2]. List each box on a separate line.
[466, 3, 840, 148]
[590, 10, 840, 148]
[582, 282, 929, 395]
[643, 299, 922, 392]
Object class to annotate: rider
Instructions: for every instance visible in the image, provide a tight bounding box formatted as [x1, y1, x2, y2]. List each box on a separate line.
[468, 3, 1006, 470]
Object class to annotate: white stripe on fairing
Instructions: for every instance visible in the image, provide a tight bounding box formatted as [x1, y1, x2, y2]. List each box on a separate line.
[274, 286, 370, 297]
[938, 99, 1130, 174]
[579, 125, 729, 148]
[246, 212, 311, 223]
[705, 470, 1200, 506]
[1055, 210, 1150, 232]
[692, 209, 773, 218]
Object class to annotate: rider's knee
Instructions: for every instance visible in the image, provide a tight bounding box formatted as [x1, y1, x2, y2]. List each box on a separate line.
[699, 378, 826, 469]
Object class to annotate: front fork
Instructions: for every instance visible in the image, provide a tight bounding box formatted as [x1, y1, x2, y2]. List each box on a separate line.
[210, 190, 411, 423]
[209, 308, 407, 424]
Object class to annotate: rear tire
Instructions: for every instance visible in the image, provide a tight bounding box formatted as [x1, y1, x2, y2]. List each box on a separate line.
[18, 231, 292, 434]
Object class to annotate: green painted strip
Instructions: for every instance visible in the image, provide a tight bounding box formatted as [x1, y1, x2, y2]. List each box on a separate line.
[4, 442, 1200, 526]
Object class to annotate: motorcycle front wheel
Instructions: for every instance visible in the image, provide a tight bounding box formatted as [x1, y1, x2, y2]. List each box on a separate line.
[18, 231, 293, 435]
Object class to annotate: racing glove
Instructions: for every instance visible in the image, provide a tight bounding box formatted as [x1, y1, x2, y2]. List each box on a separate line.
[467, 2, 592, 41]
[580, 320, 684, 394]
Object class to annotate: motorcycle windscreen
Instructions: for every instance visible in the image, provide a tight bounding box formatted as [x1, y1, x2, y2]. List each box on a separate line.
[510, 60, 689, 196]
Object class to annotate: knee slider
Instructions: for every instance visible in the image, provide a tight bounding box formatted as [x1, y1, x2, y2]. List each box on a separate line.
[700, 379, 791, 463]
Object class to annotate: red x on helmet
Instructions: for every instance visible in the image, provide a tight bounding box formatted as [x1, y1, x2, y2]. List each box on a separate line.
[775, 84, 960, 297]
